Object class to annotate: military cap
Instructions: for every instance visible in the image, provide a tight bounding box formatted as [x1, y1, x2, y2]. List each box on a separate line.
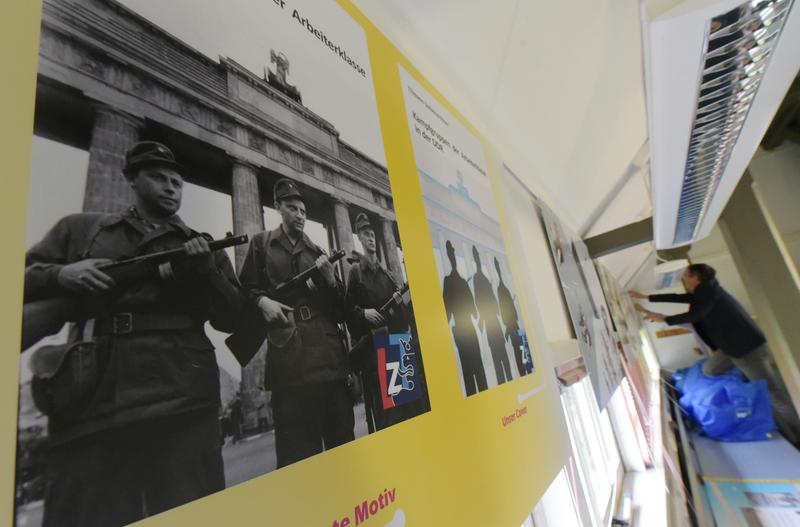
[354, 212, 373, 233]
[123, 141, 181, 177]
[273, 178, 303, 202]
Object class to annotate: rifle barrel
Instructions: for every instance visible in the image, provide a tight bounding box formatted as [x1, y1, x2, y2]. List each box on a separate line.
[100, 234, 248, 270]
[273, 249, 346, 295]
[379, 283, 410, 312]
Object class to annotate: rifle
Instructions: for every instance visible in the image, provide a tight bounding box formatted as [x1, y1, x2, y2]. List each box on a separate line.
[272, 249, 346, 297]
[21, 233, 248, 351]
[350, 283, 411, 367]
[224, 249, 346, 365]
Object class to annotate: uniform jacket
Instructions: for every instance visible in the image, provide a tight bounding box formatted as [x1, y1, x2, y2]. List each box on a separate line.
[650, 278, 766, 357]
[238, 226, 348, 389]
[25, 208, 242, 442]
[345, 257, 406, 368]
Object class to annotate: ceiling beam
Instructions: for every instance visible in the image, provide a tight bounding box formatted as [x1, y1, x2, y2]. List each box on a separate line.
[579, 140, 650, 237]
[585, 217, 653, 258]
[762, 74, 800, 150]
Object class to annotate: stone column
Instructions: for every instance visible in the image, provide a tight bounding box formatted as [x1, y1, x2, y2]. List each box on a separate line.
[83, 104, 143, 213]
[332, 199, 355, 278]
[719, 172, 800, 410]
[381, 217, 404, 284]
[231, 160, 264, 272]
[231, 160, 267, 434]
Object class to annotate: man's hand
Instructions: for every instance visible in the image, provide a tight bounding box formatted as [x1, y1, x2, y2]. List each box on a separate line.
[628, 290, 648, 299]
[57, 258, 115, 294]
[644, 311, 666, 323]
[633, 303, 666, 322]
[257, 296, 293, 325]
[315, 255, 335, 287]
[182, 237, 215, 275]
[364, 308, 385, 328]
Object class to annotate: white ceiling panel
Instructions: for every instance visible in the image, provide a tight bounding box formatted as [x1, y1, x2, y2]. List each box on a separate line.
[349, 0, 522, 132]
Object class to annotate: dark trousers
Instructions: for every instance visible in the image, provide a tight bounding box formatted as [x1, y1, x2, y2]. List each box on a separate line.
[271, 381, 355, 468]
[704, 344, 800, 445]
[43, 410, 224, 527]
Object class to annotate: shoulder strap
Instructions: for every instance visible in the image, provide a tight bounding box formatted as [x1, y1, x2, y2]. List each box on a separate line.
[78, 214, 121, 259]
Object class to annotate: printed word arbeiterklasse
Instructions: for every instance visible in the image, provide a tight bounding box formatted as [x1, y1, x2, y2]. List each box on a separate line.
[272, 0, 367, 77]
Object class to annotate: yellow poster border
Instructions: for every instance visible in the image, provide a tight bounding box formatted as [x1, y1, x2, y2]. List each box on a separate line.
[0, 1, 570, 525]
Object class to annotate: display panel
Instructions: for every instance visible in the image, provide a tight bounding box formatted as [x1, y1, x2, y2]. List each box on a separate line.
[399, 67, 535, 398]
[538, 202, 625, 408]
[16, 0, 430, 524]
[2, 1, 572, 526]
[595, 262, 653, 453]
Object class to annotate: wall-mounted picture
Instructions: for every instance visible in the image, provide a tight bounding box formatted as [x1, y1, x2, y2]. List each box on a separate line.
[538, 202, 624, 408]
[16, 1, 430, 525]
[399, 67, 534, 398]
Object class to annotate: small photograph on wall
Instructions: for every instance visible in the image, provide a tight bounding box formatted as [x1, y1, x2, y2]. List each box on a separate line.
[595, 263, 644, 365]
[538, 202, 624, 408]
[16, 1, 430, 525]
[399, 66, 535, 398]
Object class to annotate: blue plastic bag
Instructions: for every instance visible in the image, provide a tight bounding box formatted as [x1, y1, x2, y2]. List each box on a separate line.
[672, 359, 776, 442]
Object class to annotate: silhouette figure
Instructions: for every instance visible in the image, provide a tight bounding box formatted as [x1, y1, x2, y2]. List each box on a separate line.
[471, 246, 512, 385]
[495, 257, 527, 377]
[442, 241, 487, 395]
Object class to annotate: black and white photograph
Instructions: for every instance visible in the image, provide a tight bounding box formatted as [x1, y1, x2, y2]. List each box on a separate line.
[16, 1, 430, 525]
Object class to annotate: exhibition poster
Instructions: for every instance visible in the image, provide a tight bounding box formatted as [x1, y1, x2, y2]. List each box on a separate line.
[539, 203, 625, 408]
[705, 480, 800, 526]
[595, 262, 654, 460]
[1, 0, 571, 526]
[16, 0, 429, 524]
[399, 67, 535, 398]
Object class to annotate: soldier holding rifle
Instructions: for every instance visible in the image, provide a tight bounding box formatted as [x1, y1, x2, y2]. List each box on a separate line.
[237, 179, 354, 467]
[23, 142, 244, 527]
[345, 213, 424, 432]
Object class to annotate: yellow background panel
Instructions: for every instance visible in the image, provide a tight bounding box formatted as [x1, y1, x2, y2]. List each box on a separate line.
[0, 1, 570, 525]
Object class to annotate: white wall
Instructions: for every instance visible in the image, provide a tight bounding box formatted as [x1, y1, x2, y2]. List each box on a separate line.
[750, 143, 800, 269]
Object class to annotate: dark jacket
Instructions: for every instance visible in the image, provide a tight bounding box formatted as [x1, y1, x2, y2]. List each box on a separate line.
[25, 208, 242, 442]
[238, 227, 348, 389]
[345, 256, 407, 369]
[649, 278, 765, 357]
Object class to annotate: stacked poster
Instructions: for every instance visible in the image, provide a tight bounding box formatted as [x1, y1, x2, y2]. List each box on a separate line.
[539, 203, 625, 408]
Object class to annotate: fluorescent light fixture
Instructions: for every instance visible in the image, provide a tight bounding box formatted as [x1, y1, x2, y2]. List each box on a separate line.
[643, 0, 800, 249]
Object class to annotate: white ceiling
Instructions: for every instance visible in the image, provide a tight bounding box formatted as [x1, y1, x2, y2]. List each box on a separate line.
[351, 0, 655, 278]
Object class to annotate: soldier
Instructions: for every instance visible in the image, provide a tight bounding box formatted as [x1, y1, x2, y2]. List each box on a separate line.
[442, 240, 487, 395]
[24, 142, 242, 527]
[238, 179, 354, 467]
[345, 213, 422, 432]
